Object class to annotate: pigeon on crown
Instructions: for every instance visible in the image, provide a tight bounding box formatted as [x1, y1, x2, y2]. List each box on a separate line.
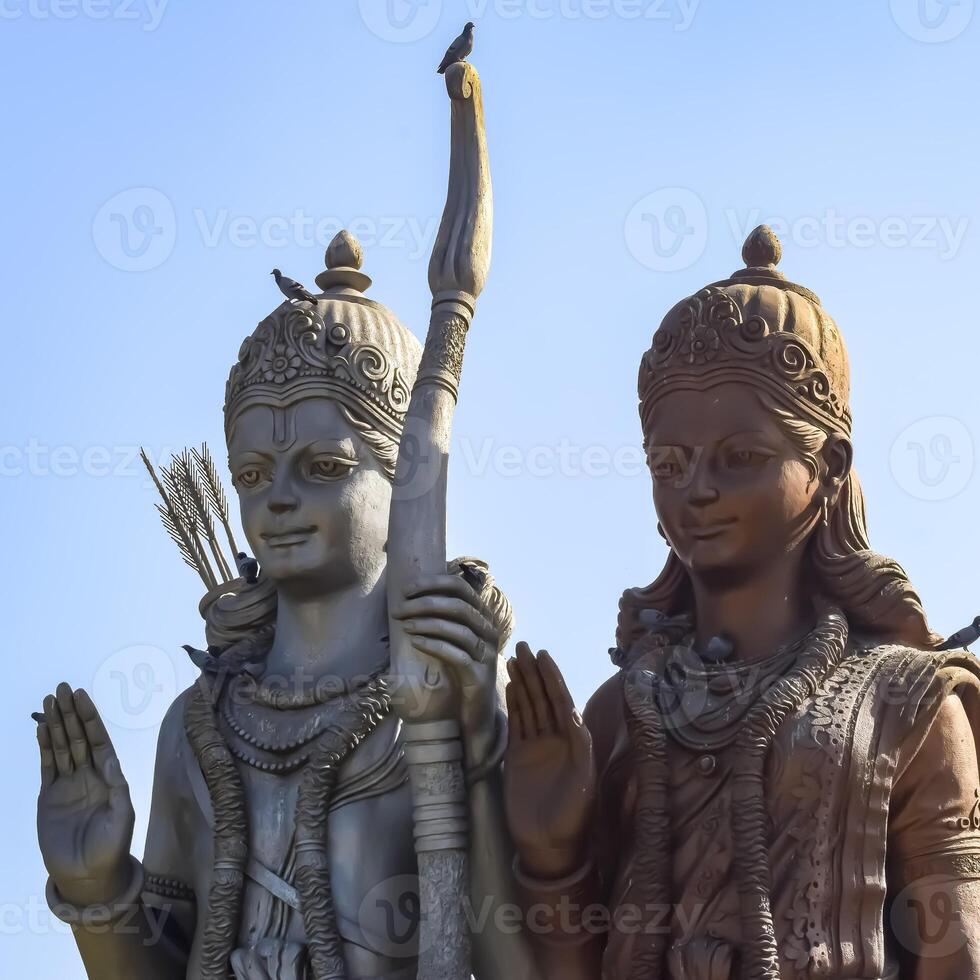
[224, 230, 423, 442]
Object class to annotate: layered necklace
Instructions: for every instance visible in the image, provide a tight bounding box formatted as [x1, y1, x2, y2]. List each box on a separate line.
[654, 629, 812, 753]
[186, 649, 396, 980]
[218, 664, 390, 774]
[623, 604, 850, 980]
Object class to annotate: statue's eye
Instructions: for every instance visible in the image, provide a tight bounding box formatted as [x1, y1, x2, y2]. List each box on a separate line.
[649, 448, 684, 482]
[309, 456, 357, 481]
[727, 449, 764, 468]
[236, 466, 266, 489]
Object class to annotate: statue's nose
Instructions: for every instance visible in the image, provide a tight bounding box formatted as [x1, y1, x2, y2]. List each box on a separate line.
[268, 496, 298, 515]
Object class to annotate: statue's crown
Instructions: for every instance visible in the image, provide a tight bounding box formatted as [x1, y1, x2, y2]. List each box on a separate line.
[225, 231, 422, 439]
[639, 226, 851, 436]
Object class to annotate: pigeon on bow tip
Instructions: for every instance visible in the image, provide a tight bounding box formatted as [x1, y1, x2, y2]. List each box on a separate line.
[938, 615, 980, 651]
[271, 268, 318, 306]
[437, 22, 475, 74]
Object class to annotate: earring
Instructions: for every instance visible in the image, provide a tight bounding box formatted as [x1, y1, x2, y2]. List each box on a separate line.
[821, 496, 830, 527]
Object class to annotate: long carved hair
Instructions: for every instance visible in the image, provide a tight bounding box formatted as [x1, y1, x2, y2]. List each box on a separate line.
[616, 388, 943, 655]
[618, 385, 940, 980]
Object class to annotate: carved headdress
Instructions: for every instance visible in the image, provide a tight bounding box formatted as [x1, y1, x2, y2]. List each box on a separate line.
[638, 225, 851, 438]
[620, 223, 940, 661]
[224, 230, 422, 441]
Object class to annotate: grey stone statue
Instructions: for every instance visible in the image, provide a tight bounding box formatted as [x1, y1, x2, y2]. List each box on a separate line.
[34, 56, 536, 980]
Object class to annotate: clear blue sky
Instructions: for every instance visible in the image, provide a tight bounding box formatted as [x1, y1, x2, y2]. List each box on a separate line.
[2, 1, 978, 973]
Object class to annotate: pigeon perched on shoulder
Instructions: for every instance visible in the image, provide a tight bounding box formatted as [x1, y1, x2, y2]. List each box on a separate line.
[938, 615, 980, 651]
[271, 268, 318, 305]
[437, 22, 475, 74]
[236, 551, 259, 585]
[702, 633, 736, 663]
[182, 625, 275, 680]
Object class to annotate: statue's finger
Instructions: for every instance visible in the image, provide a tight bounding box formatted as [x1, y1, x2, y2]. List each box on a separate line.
[405, 634, 472, 671]
[36, 723, 56, 787]
[537, 651, 575, 735]
[394, 595, 496, 643]
[57, 683, 92, 769]
[403, 616, 491, 663]
[504, 679, 526, 742]
[43, 695, 74, 777]
[102, 752, 130, 793]
[403, 574, 477, 604]
[507, 654, 540, 736]
[73, 689, 118, 772]
[514, 641, 555, 735]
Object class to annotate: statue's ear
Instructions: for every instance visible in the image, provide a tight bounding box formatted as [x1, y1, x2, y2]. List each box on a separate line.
[822, 434, 853, 504]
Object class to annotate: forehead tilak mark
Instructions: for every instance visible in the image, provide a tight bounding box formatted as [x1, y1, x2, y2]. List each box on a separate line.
[272, 406, 297, 451]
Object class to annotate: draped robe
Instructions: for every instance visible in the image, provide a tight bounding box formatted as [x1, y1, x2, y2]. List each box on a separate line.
[519, 637, 980, 980]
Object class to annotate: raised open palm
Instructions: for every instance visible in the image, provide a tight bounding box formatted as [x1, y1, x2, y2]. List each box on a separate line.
[504, 642, 596, 878]
[36, 684, 135, 905]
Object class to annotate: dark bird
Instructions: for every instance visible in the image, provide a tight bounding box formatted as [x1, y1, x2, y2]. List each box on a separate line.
[938, 615, 980, 651]
[182, 625, 275, 680]
[437, 22, 475, 74]
[271, 268, 318, 305]
[236, 551, 260, 585]
[702, 633, 736, 663]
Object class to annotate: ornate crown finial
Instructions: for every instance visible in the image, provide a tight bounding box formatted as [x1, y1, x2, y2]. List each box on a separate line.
[226, 226, 422, 436]
[327, 229, 363, 270]
[639, 227, 852, 439]
[315, 230, 372, 293]
[741, 224, 782, 269]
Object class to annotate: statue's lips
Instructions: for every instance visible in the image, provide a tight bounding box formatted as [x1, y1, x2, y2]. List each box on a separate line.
[261, 525, 318, 547]
[685, 518, 737, 540]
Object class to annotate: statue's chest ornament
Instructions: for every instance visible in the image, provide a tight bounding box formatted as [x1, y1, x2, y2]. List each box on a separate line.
[218, 669, 390, 774]
[653, 635, 808, 753]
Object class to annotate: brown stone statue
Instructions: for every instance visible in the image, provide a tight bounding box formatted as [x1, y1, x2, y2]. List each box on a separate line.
[504, 226, 980, 979]
[33, 55, 537, 980]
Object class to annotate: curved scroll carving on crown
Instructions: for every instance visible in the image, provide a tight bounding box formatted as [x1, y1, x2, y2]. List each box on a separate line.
[642, 287, 848, 428]
[226, 306, 413, 419]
